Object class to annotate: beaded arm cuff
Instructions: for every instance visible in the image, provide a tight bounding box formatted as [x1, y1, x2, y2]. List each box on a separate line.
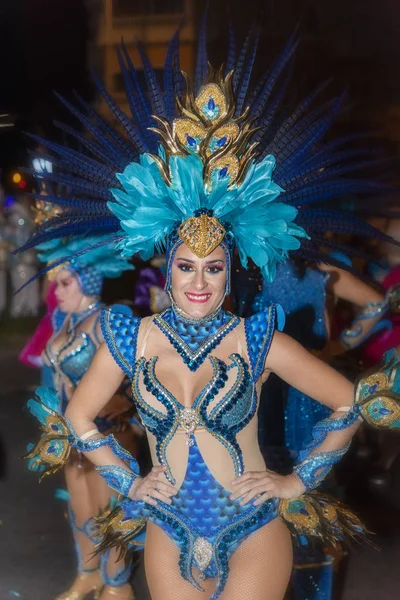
[297, 349, 400, 491]
[95, 465, 137, 497]
[294, 408, 360, 492]
[340, 295, 390, 349]
[68, 420, 141, 496]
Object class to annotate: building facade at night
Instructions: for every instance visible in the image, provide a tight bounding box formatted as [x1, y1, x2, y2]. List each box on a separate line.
[87, 0, 197, 116]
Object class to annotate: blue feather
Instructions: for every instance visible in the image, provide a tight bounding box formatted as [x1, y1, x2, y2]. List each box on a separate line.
[121, 39, 152, 126]
[53, 120, 119, 167]
[55, 489, 70, 502]
[235, 29, 260, 115]
[248, 34, 298, 121]
[164, 27, 181, 120]
[116, 45, 153, 151]
[90, 71, 147, 154]
[135, 40, 166, 120]
[27, 387, 60, 425]
[56, 92, 133, 165]
[194, 5, 209, 94]
[225, 22, 236, 75]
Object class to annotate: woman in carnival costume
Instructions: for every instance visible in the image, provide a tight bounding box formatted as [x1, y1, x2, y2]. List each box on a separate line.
[20, 23, 400, 600]
[25, 230, 140, 600]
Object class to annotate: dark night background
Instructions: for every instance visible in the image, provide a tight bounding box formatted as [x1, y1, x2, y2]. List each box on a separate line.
[0, 0, 400, 175]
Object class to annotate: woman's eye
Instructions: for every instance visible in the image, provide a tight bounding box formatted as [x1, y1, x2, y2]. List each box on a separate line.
[207, 266, 224, 274]
[178, 264, 194, 272]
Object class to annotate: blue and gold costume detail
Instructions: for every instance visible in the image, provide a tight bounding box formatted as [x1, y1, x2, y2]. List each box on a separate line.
[99, 303, 283, 598]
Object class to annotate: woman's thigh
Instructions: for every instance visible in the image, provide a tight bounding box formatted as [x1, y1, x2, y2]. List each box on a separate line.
[221, 517, 293, 600]
[144, 517, 292, 600]
[144, 521, 217, 600]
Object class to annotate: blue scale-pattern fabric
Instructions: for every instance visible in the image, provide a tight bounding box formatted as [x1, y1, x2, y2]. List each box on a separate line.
[244, 304, 285, 382]
[98, 305, 283, 598]
[100, 307, 140, 378]
[73, 265, 104, 297]
[171, 440, 243, 536]
[147, 440, 278, 589]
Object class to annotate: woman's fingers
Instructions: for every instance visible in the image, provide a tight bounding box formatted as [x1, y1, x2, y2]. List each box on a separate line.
[232, 471, 267, 485]
[147, 480, 177, 497]
[147, 489, 173, 505]
[230, 475, 276, 499]
[238, 483, 276, 505]
[253, 491, 274, 506]
[140, 493, 158, 506]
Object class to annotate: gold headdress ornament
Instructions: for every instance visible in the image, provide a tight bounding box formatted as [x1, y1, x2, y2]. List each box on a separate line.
[32, 198, 63, 227]
[148, 67, 259, 258]
[32, 199, 67, 279]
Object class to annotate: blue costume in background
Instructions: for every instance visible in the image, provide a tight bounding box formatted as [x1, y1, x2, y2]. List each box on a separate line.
[254, 260, 332, 456]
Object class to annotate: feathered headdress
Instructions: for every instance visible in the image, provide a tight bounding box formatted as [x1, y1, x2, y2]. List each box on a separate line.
[17, 20, 397, 283]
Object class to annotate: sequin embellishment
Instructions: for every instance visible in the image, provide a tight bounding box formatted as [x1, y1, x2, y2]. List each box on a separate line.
[154, 306, 240, 372]
[194, 537, 213, 578]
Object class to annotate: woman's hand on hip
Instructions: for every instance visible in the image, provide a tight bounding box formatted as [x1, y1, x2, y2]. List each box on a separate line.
[129, 465, 178, 506]
[230, 470, 306, 506]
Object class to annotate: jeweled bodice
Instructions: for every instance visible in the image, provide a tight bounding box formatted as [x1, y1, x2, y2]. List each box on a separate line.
[132, 353, 253, 483]
[101, 304, 285, 484]
[45, 304, 103, 390]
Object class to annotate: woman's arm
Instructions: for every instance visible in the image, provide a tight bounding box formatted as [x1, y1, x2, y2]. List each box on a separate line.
[231, 331, 360, 504]
[320, 264, 387, 350]
[65, 343, 176, 505]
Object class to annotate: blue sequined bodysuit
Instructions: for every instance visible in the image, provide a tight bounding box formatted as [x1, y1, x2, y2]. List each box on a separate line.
[44, 303, 116, 432]
[101, 303, 285, 599]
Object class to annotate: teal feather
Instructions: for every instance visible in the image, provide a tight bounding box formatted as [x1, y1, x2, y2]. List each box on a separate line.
[26, 386, 60, 426]
[108, 152, 307, 281]
[36, 235, 134, 279]
[55, 489, 70, 502]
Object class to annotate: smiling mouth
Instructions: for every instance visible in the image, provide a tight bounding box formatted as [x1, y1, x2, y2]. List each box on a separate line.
[185, 292, 212, 303]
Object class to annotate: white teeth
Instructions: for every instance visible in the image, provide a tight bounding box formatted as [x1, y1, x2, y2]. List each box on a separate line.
[186, 293, 210, 301]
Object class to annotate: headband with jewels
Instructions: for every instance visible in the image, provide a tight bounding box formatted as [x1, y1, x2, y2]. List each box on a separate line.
[17, 23, 396, 287]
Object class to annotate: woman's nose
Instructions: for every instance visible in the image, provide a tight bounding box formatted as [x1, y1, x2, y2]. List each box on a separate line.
[194, 269, 207, 290]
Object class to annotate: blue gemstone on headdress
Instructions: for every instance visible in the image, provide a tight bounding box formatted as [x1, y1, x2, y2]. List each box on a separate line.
[219, 167, 228, 178]
[202, 96, 220, 119]
[186, 135, 197, 148]
[217, 136, 227, 148]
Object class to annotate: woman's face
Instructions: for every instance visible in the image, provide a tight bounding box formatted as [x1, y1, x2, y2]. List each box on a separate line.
[171, 243, 227, 318]
[53, 268, 85, 313]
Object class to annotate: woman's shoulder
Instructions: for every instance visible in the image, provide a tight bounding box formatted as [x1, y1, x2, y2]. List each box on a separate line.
[100, 305, 142, 377]
[243, 304, 286, 382]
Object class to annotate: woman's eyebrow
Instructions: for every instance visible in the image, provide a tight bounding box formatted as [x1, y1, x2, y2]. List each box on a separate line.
[175, 258, 225, 265]
[175, 257, 195, 263]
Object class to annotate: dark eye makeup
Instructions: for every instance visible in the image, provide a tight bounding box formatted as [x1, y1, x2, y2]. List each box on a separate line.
[175, 260, 225, 274]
